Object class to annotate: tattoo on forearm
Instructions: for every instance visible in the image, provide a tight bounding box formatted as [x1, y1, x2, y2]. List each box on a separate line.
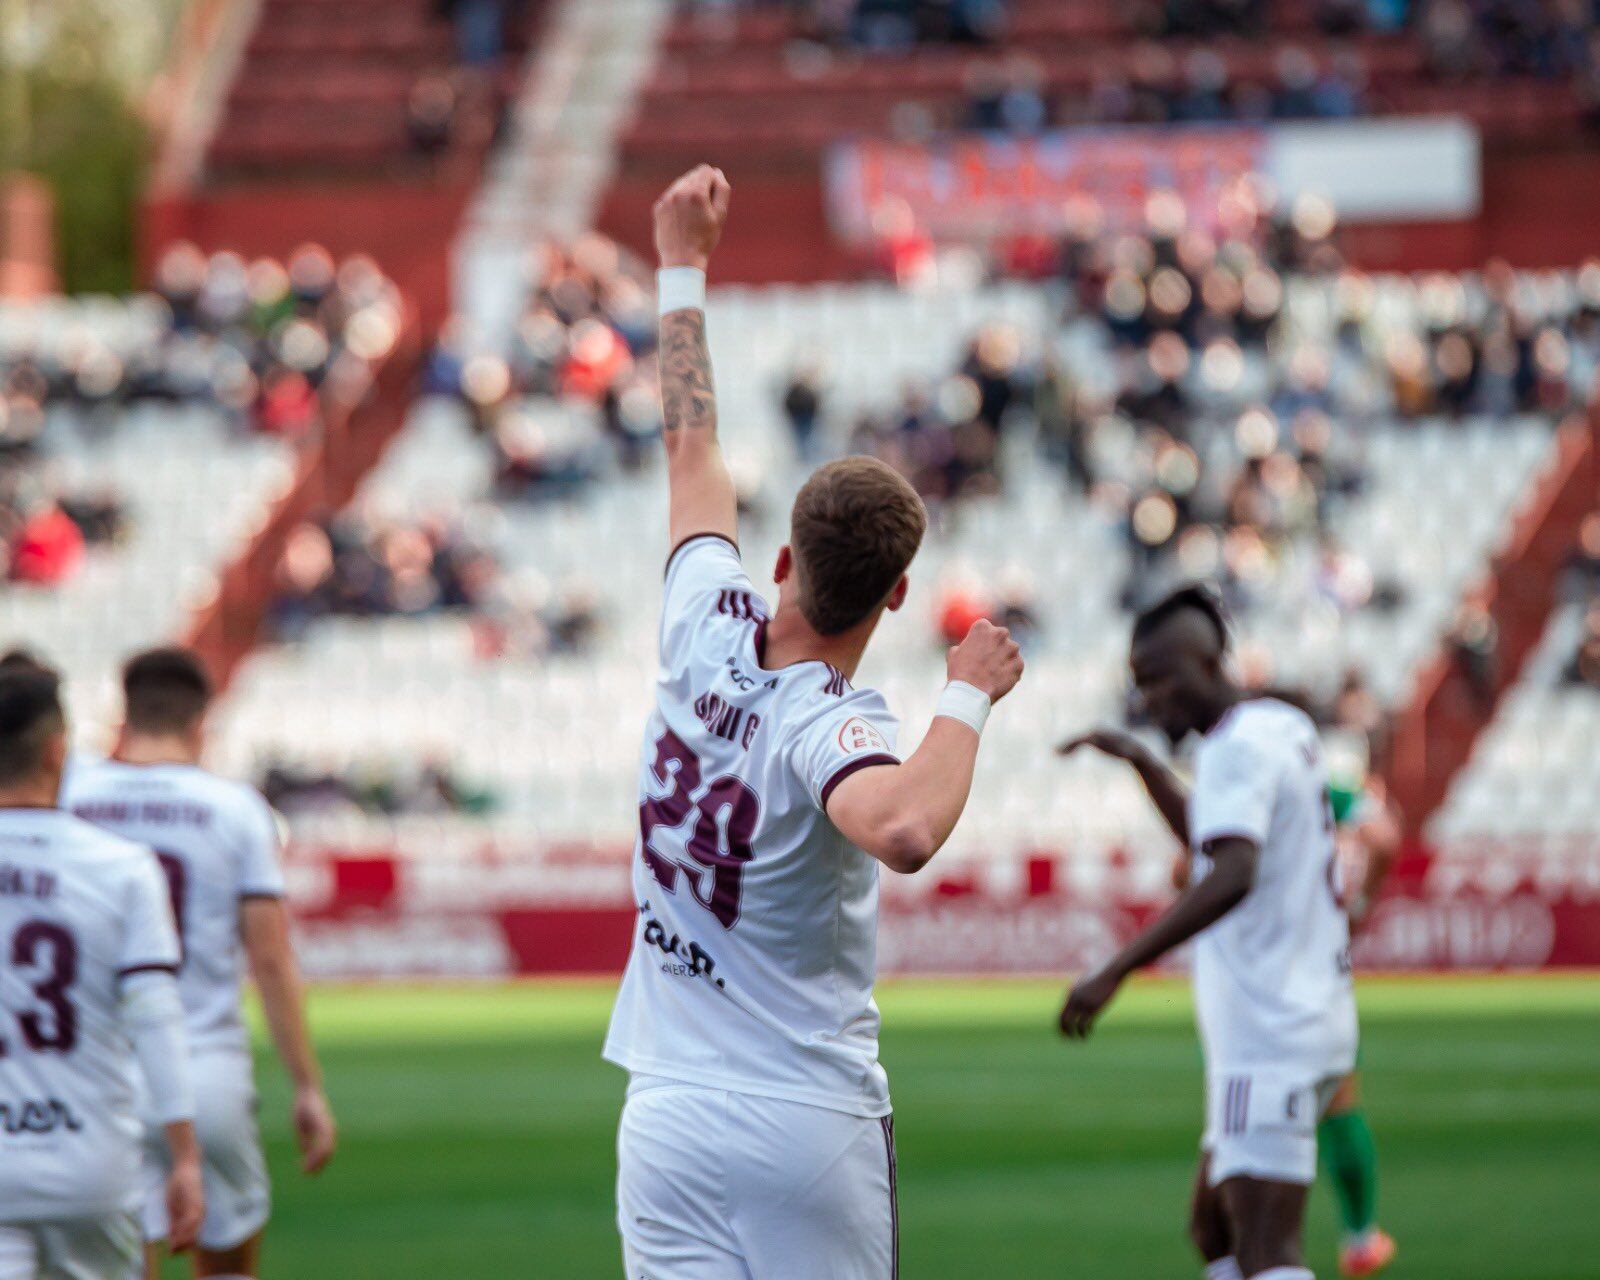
[659, 311, 716, 437]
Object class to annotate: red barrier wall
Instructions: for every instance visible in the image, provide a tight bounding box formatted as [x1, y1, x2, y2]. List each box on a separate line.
[282, 847, 1600, 979]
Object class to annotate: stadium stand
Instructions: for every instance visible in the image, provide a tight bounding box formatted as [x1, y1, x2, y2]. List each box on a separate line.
[629, 0, 1592, 157]
[210, 0, 548, 179]
[0, 249, 405, 737]
[1429, 505, 1600, 845]
[206, 215, 1586, 865]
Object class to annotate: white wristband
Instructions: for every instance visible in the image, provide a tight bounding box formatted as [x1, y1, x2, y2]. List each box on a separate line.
[935, 680, 991, 735]
[657, 267, 706, 316]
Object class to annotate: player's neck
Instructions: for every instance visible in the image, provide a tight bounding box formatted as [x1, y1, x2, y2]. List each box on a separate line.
[114, 734, 200, 768]
[761, 600, 872, 680]
[0, 779, 60, 810]
[1198, 686, 1246, 736]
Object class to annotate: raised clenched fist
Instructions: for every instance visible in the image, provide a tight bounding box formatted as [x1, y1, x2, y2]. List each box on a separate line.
[653, 165, 732, 271]
[947, 618, 1024, 704]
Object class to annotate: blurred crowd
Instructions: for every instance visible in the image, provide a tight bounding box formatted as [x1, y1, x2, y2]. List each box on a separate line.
[268, 508, 604, 658]
[261, 754, 499, 819]
[424, 237, 662, 499]
[0, 246, 401, 590]
[790, 187, 1600, 645]
[268, 513, 498, 638]
[149, 243, 403, 435]
[956, 45, 1370, 134]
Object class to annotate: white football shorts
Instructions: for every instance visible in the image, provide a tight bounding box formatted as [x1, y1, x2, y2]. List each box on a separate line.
[1203, 1065, 1345, 1187]
[0, 1214, 141, 1280]
[142, 1047, 269, 1251]
[617, 1076, 898, 1279]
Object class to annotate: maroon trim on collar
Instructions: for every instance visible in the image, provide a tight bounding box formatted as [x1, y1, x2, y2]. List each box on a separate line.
[820, 753, 899, 808]
[663, 531, 739, 580]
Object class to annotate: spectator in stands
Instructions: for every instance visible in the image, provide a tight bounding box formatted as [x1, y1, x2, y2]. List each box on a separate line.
[407, 73, 458, 165]
[4, 500, 84, 586]
[436, 0, 520, 67]
[780, 359, 828, 461]
[1446, 594, 1500, 708]
[1566, 602, 1600, 688]
[961, 54, 1050, 134]
[1563, 512, 1600, 602]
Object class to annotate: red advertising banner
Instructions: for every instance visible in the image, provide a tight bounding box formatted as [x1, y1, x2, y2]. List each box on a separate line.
[283, 845, 1600, 980]
[825, 129, 1270, 244]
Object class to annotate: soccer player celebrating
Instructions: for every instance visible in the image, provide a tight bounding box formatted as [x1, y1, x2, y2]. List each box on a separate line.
[0, 660, 204, 1278]
[62, 648, 335, 1280]
[604, 164, 1024, 1278]
[1056, 584, 1358, 1280]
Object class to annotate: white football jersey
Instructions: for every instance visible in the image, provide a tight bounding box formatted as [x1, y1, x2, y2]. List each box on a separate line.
[0, 808, 180, 1222]
[62, 759, 285, 1056]
[604, 535, 902, 1118]
[1187, 698, 1359, 1075]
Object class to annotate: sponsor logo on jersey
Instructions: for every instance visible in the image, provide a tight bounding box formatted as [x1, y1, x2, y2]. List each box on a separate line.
[838, 717, 890, 755]
[0, 1097, 84, 1136]
[639, 902, 726, 990]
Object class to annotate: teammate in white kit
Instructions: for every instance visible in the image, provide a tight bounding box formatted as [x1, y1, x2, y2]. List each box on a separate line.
[604, 166, 1025, 1279]
[1057, 584, 1359, 1280]
[61, 648, 335, 1280]
[0, 659, 204, 1280]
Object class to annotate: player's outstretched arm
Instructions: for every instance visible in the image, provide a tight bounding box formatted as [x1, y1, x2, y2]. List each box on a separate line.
[827, 620, 1024, 874]
[242, 898, 337, 1174]
[654, 164, 738, 552]
[1058, 726, 1191, 847]
[1059, 836, 1258, 1039]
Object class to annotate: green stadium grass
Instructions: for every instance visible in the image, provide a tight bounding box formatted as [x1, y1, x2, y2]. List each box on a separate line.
[167, 974, 1600, 1278]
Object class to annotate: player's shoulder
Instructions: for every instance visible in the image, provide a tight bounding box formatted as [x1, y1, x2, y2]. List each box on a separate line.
[665, 533, 752, 599]
[1221, 696, 1316, 744]
[51, 811, 158, 876]
[773, 668, 894, 738]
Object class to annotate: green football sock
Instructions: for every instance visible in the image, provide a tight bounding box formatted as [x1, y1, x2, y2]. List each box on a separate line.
[1320, 1109, 1379, 1237]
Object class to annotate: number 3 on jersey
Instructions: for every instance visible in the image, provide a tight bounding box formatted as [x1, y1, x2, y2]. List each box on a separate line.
[638, 729, 761, 930]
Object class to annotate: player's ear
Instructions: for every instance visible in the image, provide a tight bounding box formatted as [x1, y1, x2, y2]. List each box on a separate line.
[773, 545, 793, 585]
[885, 575, 909, 613]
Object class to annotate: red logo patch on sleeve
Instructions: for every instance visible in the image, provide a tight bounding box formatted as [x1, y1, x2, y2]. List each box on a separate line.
[837, 716, 890, 755]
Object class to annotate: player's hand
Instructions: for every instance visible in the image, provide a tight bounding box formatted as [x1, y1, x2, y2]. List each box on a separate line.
[1346, 893, 1374, 935]
[293, 1086, 338, 1175]
[654, 164, 732, 271]
[947, 619, 1024, 703]
[1056, 725, 1148, 764]
[1059, 964, 1124, 1039]
[165, 1157, 204, 1252]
